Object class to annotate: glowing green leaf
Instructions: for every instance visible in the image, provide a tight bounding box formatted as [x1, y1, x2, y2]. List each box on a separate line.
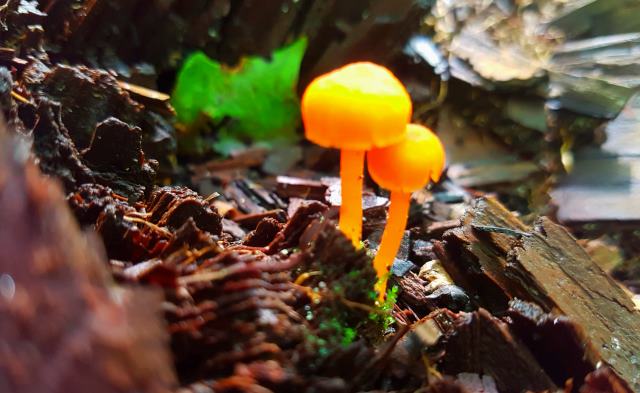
[172, 38, 307, 154]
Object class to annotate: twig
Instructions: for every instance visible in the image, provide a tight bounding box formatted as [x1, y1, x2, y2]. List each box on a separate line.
[111, 192, 128, 201]
[117, 80, 170, 102]
[294, 270, 321, 285]
[10, 90, 30, 104]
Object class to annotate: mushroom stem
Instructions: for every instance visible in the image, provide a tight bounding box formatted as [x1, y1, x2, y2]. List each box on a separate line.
[339, 149, 365, 247]
[373, 190, 411, 300]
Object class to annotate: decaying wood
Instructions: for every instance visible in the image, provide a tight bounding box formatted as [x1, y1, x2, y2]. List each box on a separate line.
[0, 132, 175, 393]
[438, 197, 640, 391]
[437, 308, 557, 393]
[37, 0, 429, 86]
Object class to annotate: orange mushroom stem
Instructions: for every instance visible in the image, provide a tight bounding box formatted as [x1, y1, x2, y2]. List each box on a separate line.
[368, 124, 446, 300]
[339, 149, 366, 244]
[301, 62, 412, 247]
[372, 190, 411, 297]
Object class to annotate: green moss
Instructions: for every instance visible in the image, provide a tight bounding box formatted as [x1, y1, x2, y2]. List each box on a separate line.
[301, 317, 358, 362]
[298, 225, 402, 365]
[319, 318, 358, 347]
[369, 285, 399, 332]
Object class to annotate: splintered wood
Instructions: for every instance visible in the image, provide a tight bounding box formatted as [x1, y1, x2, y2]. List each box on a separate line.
[439, 197, 640, 390]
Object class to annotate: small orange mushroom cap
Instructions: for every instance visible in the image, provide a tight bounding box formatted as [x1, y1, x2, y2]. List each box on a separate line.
[301, 62, 412, 150]
[368, 123, 445, 193]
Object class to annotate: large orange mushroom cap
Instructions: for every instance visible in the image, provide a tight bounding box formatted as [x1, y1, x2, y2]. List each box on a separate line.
[368, 123, 446, 193]
[301, 62, 412, 151]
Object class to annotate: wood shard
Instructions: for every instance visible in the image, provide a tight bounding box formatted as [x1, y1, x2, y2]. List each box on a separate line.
[441, 197, 640, 391]
[117, 80, 170, 102]
[439, 308, 556, 393]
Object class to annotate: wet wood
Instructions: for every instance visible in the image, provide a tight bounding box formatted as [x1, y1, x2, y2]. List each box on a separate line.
[276, 175, 327, 200]
[437, 308, 557, 393]
[552, 92, 640, 222]
[439, 197, 640, 391]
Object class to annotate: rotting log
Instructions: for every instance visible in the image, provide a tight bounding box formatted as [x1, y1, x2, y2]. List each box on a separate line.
[37, 0, 429, 84]
[0, 130, 176, 392]
[437, 197, 640, 391]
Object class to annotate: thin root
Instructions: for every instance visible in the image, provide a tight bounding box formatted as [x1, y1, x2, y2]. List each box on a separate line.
[178, 268, 232, 285]
[179, 244, 220, 266]
[294, 271, 321, 285]
[123, 215, 172, 237]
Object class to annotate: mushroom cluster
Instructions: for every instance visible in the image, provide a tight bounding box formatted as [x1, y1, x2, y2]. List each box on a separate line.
[302, 62, 445, 300]
[302, 62, 412, 248]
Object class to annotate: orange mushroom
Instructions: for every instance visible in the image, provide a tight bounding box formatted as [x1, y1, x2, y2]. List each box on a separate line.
[301, 62, 412, 247]
[367, 123, 445, 299]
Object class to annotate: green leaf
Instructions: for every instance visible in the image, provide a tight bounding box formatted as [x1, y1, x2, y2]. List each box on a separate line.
[171, 38, 307, 154]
